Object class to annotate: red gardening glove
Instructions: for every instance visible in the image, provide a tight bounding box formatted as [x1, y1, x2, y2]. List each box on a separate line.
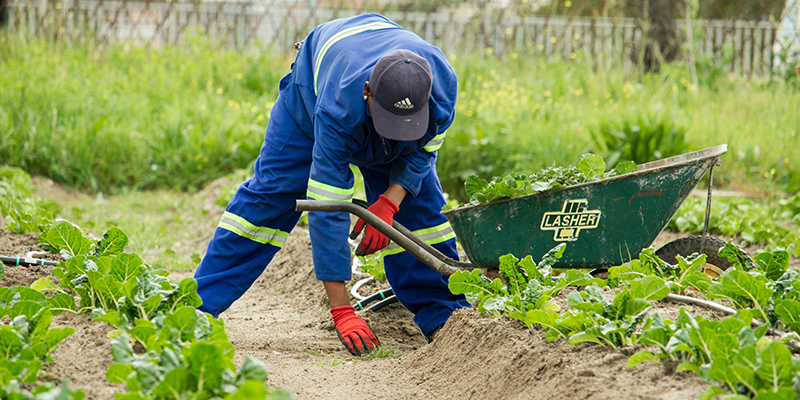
[330, 305, 380, 356]
[350, 194, 399, 256]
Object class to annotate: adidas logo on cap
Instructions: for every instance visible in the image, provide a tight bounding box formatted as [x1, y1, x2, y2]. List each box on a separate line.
[394, 97, 414, 110]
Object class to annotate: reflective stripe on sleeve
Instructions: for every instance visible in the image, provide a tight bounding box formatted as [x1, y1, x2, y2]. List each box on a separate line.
[313, 21, 397, 95]
[381, 221, 455, 256]
[218, 212, 290, 247]
[307, 179, 354, 202]
[423, 132, 446, 152]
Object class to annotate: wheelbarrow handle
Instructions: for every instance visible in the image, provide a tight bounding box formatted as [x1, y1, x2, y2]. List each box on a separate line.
[295, 200, 480, 277]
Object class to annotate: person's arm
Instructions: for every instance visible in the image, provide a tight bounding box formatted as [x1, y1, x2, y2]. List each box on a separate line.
[309, 108, 380, 355]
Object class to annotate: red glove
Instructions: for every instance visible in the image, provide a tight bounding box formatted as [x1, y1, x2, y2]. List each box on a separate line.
[350, 195, 399, 256]
[330, 305, 380, 356]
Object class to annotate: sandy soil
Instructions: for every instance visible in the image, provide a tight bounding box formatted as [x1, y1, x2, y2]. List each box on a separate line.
[2, 227, 721, 400]
[2, 180, 797, 400]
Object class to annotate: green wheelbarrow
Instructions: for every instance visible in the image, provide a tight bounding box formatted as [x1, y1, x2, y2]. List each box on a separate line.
[296, 144, 732, 280]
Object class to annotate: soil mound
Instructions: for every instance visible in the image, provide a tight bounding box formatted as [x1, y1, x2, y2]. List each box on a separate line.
[404, 308, 710, 400]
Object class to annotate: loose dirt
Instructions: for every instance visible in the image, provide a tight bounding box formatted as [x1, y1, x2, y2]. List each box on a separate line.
[2, 182, 797, 399]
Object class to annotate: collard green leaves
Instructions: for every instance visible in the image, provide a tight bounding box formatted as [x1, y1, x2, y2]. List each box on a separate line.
[462, 155, 637, 205]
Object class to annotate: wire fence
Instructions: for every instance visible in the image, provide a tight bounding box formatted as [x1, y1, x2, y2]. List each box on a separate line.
[2, 0, 785, 78]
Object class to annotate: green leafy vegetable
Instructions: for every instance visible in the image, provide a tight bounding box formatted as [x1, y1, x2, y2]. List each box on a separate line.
[461, 155, 636, 205]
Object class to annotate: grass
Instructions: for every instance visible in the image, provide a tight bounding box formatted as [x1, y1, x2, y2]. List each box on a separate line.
[0, 32, 285, 193]
[2, 33, 800, 203]
[39, 183, 220, 272]
[361, 344, 401, 360]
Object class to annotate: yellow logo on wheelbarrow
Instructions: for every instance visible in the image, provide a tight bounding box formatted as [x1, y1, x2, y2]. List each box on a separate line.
[540, 199, 602, 241]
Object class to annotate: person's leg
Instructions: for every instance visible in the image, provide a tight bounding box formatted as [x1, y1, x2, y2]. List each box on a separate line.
[360, 165, 469, 339]
[194, 97, 313, 317]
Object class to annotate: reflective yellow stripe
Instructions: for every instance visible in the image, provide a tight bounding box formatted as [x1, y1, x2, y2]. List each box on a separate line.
[218, 212, 290, 247]
[307, 179, 354, 202]
[313, 21, 397, 95]
[423, 132, 446, 152]
[382, 222, 455, 256]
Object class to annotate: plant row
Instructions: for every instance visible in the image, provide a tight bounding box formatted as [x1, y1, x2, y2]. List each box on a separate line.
[27, 221, 293, 400]
[448, 243, 800, 398]
[0, 282, 85, 399]
[669, 194, 800, 256]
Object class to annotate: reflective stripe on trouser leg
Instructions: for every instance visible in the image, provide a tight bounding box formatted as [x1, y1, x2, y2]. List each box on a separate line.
[360, 164, 469, 338]
[194, 96, 313, 317]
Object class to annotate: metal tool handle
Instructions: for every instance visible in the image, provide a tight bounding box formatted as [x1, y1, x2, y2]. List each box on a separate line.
[296, 200, 480, 276]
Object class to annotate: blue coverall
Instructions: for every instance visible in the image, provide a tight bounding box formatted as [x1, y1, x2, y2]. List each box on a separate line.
[193, 13, 469, 338]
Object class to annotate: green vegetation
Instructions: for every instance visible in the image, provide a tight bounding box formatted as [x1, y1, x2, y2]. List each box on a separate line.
[2, 36, 800, 202]
[0, 167, 59, 234]
[0, 34, 284, 193]
[669, 194, 800, 256]
[27, 222, 293, 399]
[449, 243, 800, 398]
[460, 154, 635, 205]
[0, 286, 84, 399]
[449, 243, 800, 399]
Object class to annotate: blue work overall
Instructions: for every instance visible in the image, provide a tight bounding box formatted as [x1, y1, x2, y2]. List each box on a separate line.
[193, 14, 469, 338]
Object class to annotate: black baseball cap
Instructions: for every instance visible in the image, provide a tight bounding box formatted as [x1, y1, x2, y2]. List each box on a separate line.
[369, 50, 432, 141]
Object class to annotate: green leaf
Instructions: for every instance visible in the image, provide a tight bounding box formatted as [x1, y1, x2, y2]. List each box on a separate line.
[578, 154, 606, 179]
[753, 250, 790, 281]
[753, 389, 797, 400]
[612, 160, 637, 176]
[38, 221, 93, 257]
[568, 332, 604, 347]
[698, 386, 727, 400]
[226, 380, 268, 400]
[47, 293, 78, 315]
[30, 277, 61, 292]
[499, 254, 526, 296]
[185, 341, 235, 392]
[630, 276, 669, 301]
[676, 362, 699, 373]
[165, 306, 200, 342]
[774, 299, 800, 333]
[627, 350, 660, 369]
[464, 175, 489, 198]
[237, 356, 268, 384]
[106, 363, 134, 384]
[718, 242, 756, 271]
[755, 342, 794, 389]
[93, 227, 129, 257]
[153, 368, 197, 398]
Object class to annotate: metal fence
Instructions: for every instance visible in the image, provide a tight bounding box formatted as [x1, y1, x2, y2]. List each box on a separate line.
[2, 0, 782, 77]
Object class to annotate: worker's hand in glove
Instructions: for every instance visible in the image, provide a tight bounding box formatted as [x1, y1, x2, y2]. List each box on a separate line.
[330, 305, 380, 356]
[350, 194, 399, 256]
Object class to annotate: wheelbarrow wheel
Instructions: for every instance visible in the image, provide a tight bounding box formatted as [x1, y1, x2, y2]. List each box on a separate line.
[655, 236, 733, 278]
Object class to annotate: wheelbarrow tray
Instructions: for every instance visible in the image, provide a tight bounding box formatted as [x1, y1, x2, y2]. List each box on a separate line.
[441, 145, 728, 269]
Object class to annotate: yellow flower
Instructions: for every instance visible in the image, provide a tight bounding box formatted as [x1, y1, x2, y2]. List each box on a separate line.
[570, 53, 576, 59]
[573, 33, 580, 40]
[486, 47, 494, 55]
[538, 44, 545, 51]
[550, 37, 557, 44]
[250, 106, 258, 113]
[544, 90, 551, 97]
[505, 28, 512, 36]
[216, 88, 223, 95]
[236, 73, 243, 80]
[256, 114, 264, 122]
[565, 0, 572, 7]
[512, 52, 519, 59]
